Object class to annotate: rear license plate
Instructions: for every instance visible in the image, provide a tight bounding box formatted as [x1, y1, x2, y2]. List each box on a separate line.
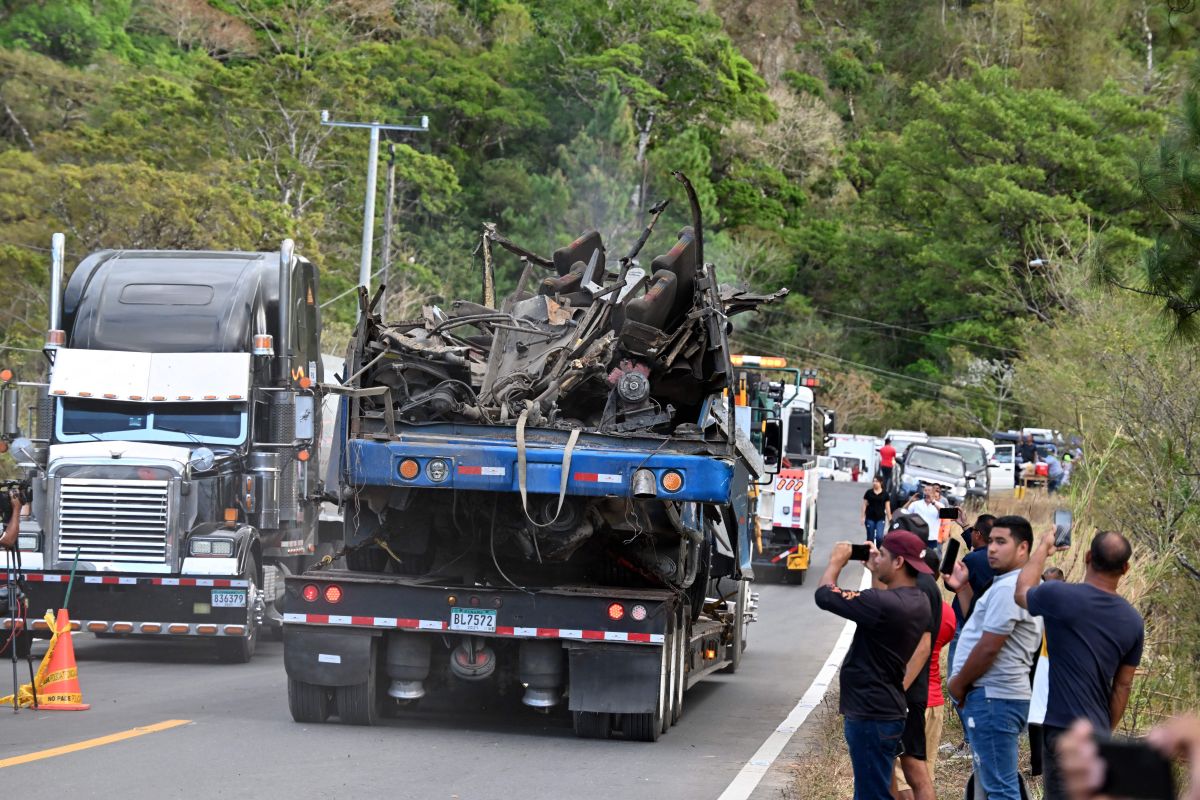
[211, 590, 246, 608]
[450, 608, 497, 633]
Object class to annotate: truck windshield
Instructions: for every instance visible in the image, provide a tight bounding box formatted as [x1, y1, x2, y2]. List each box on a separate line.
[907, 450, 964, 475]
[58, 399, 246, 445]
[929, 440, 986, 472]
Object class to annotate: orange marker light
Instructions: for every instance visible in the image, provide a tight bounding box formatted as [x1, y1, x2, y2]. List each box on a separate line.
[0, 369, 12, 382]
[223, 508, 238, 523]
[297, 449, 310, 462]
[399, 459, 420, 480]
[299, 376, 313, 389]
[661, 471, 683, 493]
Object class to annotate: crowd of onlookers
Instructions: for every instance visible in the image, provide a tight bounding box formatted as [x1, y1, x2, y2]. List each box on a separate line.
[816, 492, 1193, 800]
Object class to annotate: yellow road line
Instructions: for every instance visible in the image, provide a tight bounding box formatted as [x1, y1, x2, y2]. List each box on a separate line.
[0, 719, 191, 769]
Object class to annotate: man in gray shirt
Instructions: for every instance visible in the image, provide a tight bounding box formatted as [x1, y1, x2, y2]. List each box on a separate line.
[946, 515, 1042, 800]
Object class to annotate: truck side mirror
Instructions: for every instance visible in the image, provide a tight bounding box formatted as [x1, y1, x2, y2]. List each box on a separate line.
[10, 437, 34, 466]
[188, 447, 216, 473]
[1, 377, 19, 440]
[761, 418, 783, 475]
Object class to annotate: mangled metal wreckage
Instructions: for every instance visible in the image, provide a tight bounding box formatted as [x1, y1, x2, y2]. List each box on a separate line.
[332, 175, 786, 600]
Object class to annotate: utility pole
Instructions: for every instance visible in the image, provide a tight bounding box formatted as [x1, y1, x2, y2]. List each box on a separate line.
[320, 111, 428, 315]
[380, 143, 397, 316]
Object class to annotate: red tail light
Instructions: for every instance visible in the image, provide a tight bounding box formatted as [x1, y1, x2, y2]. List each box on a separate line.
[323, 584, 343, 604]
[301, 584, 319, 602]
[607, 602, 625, 621]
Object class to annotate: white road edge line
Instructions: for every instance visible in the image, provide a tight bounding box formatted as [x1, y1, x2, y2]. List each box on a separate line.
[717, 565, 872, 800]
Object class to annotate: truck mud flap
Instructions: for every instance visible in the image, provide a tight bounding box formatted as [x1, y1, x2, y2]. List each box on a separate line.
[568, 643, 660, 715]
[283, 626, 375, 687]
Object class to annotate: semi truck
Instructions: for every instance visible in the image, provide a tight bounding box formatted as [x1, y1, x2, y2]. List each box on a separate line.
[0, 235, 330, 662]
[281, 179, 784, 739]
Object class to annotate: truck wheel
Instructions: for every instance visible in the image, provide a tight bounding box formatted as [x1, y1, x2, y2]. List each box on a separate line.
[660, 616, 678, 735]
[335, 639, 381, 725]
[288, 678, 332, 723]
[793, 569, 807, 586]
[572, 711, 612, 739]
[216, 554, 260, 664]
[625, 621, 669, 741]
[672, 602, 687, 725]
[721, 579, 750, 674]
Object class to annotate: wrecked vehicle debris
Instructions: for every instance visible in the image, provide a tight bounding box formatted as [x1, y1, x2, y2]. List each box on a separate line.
[284, 175, 788, 733]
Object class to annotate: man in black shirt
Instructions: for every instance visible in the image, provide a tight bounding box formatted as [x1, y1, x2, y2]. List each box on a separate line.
[815, 530, 933, 800]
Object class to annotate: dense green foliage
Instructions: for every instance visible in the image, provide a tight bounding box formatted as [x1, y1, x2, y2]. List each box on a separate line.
[0, 0, 1197, 427]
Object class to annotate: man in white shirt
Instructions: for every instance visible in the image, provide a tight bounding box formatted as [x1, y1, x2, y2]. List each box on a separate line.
[946, 516, 1042, 800]
[903, 484, 944, 553]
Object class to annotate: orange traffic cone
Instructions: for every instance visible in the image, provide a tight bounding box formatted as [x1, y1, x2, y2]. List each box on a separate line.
[37, 608, 89, 711]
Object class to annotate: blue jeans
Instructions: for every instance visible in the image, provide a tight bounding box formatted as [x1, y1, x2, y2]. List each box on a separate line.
[864, 518, 886, 546]
[963, 688, 1030, 800]
[843, 717, 904, 800]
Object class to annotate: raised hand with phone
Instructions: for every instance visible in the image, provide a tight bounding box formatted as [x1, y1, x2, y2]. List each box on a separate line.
[1014, 523, 1145, 800]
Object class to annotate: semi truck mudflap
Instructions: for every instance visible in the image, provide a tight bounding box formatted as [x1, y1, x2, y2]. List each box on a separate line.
[283, 626, 376, 687]
[568, 644, 661, 714]
[0, 571, 253, 635]
[343, 438, 734, 504]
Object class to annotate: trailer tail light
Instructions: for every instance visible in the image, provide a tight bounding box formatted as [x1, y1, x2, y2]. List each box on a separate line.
[631, 604, 648, 621]
[168, 624, 190, 634]
[323, 584, 343, 604]
[301, 584, 320, 603]
[140, 623, 161, 633]
[607, 602, 625, 621]
[399, 459, 420, 480]
[661, 470, 683, 493]
[112, 622, 133, 634]
[197, 625, 218, 635]
[87, 622, 107, 633]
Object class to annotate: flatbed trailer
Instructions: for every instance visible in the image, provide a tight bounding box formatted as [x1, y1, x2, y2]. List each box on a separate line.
[282, 419, 757, 740]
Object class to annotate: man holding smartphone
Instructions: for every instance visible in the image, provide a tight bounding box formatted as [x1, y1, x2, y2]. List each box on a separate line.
[814, 531, 933, 800]
[1015, 530, 1144, 800]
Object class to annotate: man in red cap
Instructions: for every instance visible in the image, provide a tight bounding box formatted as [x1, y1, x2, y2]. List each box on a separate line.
[815, 530, 933, 800]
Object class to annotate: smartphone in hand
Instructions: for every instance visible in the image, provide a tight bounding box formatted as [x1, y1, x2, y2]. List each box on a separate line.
[938, 506, 961, 520]
[1054, 509, 1073, 548]
[849, 543, 872, 562]
[939, 538, 961, 575]
[1097, 738, 1175, 800]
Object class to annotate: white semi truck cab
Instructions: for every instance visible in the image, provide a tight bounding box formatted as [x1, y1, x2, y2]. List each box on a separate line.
[0, 235, 330, 662]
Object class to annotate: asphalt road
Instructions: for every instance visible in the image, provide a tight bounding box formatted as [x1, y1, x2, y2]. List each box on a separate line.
[1, 482, 865, 800]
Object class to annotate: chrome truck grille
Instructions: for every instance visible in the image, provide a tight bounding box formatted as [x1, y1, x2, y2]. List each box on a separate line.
[57, 479, 170, 564]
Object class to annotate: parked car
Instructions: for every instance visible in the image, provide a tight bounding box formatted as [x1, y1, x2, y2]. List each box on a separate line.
[989, 443, 1016, 493]
[926, 437, 990, 502]
[884, 429, 928, 457]
[888, 445, 968, 506]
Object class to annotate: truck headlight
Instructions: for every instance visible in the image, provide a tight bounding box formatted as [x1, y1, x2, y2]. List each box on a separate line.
[17, 532, 40, 551]
[189, 538, 235, 557]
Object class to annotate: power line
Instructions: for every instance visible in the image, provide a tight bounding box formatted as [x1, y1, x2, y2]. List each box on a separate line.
[801, 307, 1017, 355]
[734, 329, 1000, 400]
